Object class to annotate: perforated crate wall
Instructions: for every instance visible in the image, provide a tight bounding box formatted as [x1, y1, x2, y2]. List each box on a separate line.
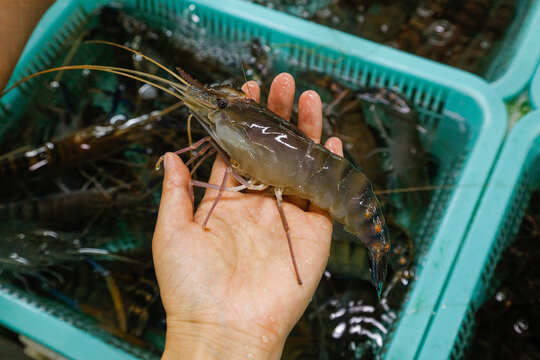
[418, 111, 540, 359]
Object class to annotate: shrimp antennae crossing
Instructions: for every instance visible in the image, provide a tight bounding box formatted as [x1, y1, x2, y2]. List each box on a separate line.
[239, 57, 254, 100]
[84, 40, 191, 87]
[2, 65, 184, 101]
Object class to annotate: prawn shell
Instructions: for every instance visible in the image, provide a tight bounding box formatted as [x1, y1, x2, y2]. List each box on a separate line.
[215, 99, 388, 246]
[214, 102, 313, 187]
[187, 83, 391, 289]
[335, 169, 376, 222]
[298, 149, 352, 210]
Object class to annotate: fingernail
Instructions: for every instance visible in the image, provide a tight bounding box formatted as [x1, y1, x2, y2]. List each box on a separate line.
[302, 90, 317, 100]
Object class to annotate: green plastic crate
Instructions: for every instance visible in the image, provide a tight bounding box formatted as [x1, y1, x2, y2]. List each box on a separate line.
[487, 0, 540, 101]
[417, 111, 540, 359]
[242, 0, 540, 101]
[0, 0, 507, 359]
[531, 62, 540, 110]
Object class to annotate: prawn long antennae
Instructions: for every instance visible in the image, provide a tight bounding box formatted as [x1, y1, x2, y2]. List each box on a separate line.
[84, 40, 204, 91]
[374, 184, 452, 195]
[239, 57, 254, 100]
[373, 183, 486, 195]
[1, 65, 187, 103]
[84, 40, 191, 87]
[1, 41, 218, 112]
[167, 82, 211, 110]
[54, 31, 86, 83]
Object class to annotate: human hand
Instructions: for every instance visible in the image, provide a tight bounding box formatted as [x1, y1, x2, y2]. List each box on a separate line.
[153, 73, 343, 359]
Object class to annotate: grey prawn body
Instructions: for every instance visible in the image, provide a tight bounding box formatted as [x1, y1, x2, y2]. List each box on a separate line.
[187, 85, 389, 294]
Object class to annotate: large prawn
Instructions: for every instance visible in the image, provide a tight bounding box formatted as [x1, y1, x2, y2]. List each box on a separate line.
[3, 41, 390, 295]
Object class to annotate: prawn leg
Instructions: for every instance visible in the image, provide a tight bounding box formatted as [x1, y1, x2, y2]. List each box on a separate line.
[154, 136, 211, 170]
[195, 141, 270, 227]
[275, 187, 303, 285]
[370, 103, 392, 144]
[194, 168, 269, 230]
[191, 179, 246, 192]
[202, 167, 231, 229]
[230, 172, 269, 191]
[185, 143, 213, 167]
[190, 149, 216, 175]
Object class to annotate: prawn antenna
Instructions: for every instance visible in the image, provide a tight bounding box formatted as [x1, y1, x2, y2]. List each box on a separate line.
[239, 56, 254, 100]
[84, 40, 191, 87]
[374, 184, 459, 195]
[187, 114, 194, 159]
[54, 31, 86, 83]
[1, 65, 184, 101]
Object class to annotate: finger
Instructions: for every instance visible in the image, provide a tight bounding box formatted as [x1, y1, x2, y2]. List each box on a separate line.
[324, 136, 344, 156]
[241, 81, 260, 103]
[286, 90, 323, 210]
[309, 137, 344, 216]
[268, 72, 295, 121]
[298, 90, 323, 143]
[154, 153, 194, 232]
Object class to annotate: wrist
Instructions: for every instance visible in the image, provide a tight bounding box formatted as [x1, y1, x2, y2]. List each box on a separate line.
[163, 319, 284, 360]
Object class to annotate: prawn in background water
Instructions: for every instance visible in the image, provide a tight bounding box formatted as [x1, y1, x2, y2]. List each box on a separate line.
[358, 87, 431, 214]
[0, 102, 182, 180]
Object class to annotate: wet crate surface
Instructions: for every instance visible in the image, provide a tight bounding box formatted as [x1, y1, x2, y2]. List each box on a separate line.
[0, 0, 506, 359]
[418, 111, 540, 359]
[242, 0, 540, 101]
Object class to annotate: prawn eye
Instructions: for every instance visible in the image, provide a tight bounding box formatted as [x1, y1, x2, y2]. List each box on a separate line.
[217, 98, 228, 109]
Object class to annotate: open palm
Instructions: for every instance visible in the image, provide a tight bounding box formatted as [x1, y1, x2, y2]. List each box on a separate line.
[153, 74, 343, 359]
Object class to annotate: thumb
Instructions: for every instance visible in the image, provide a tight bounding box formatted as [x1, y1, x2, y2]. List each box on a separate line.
[154, 153, 194, 234]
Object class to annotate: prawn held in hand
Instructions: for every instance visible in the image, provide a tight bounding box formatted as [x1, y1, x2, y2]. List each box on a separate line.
[173, 71, 390, 295]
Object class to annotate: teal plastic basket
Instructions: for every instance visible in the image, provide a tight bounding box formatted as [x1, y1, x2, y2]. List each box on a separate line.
[417, 111, 540, 359]
[242, 0, 540, 101]
[531, 62, 540, 110]
[0, 0, 507, 359]
[486, 0, 540, 101]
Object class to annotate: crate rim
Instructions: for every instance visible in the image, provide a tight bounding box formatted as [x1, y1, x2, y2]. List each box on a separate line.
[416, 111, 540, 359]
[0, 284, 137, 360]
[1, 0, 508, 359]
[489, 1, 540, 101]
[531, 62, 540, 110]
